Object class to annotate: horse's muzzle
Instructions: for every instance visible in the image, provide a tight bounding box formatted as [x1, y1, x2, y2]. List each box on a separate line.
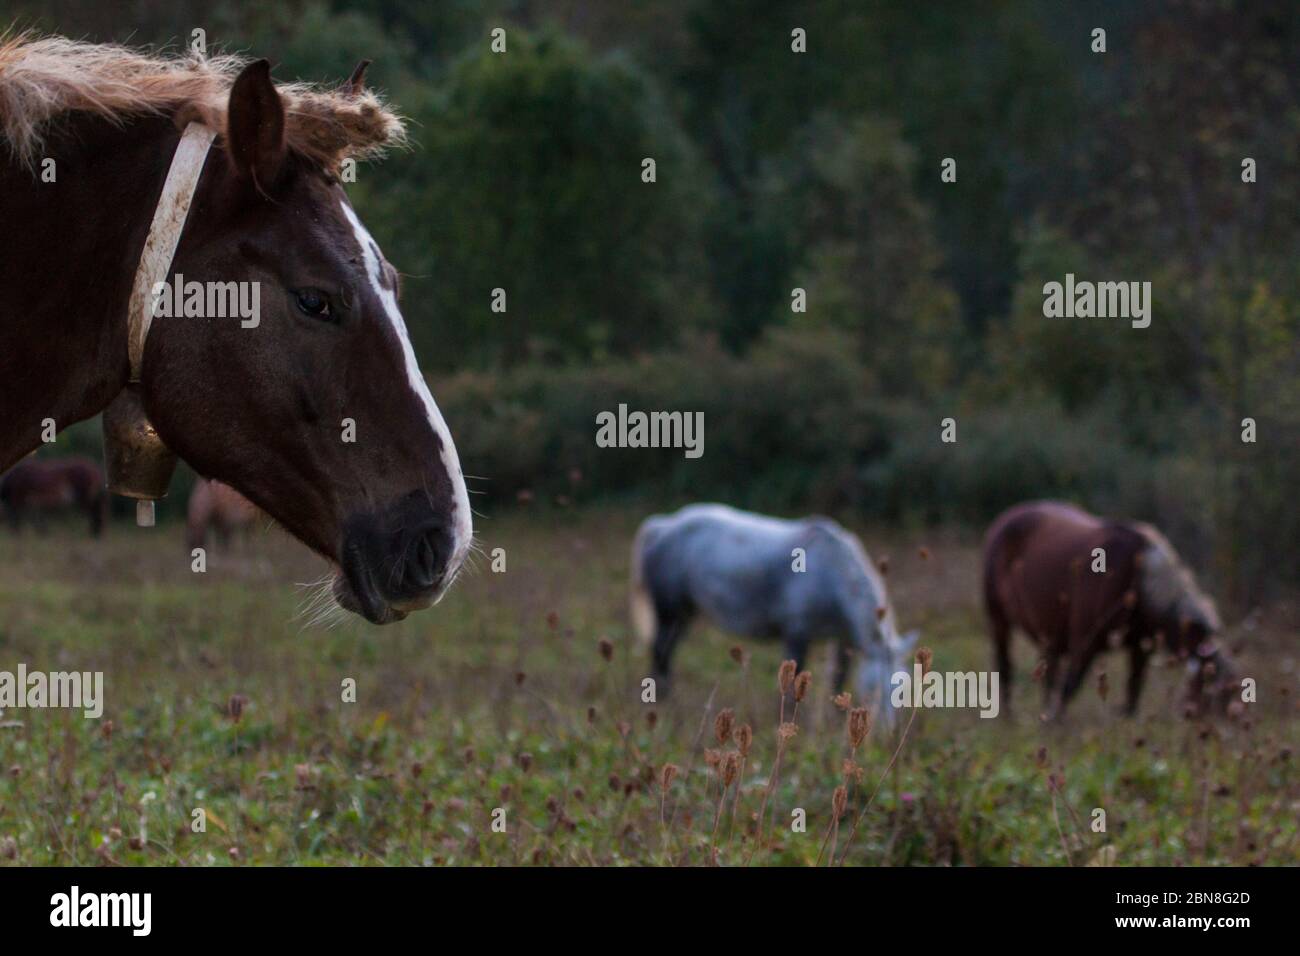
[332, 494, 457, 624]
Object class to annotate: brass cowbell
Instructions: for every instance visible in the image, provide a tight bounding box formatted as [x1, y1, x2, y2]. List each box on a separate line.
[101, 384, 177, 527]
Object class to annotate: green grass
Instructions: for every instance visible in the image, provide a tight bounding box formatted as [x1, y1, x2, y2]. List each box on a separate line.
[0, 507, 1295, 866]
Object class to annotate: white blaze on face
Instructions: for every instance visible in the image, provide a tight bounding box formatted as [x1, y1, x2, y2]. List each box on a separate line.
[340, 201, 473, 594]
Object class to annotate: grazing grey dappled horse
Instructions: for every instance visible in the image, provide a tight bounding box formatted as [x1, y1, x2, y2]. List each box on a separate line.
[631, 504, 917, 721]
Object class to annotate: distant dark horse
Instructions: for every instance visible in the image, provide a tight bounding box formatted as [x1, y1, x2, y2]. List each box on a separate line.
[982, 501, 1233, 719]
[1, 456, 107, 536]
[0, 35, 472, 622]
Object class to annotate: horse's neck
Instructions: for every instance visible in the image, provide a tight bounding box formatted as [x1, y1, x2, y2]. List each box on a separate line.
[828, 552, 888, 652]
[0, 114, 178, 471]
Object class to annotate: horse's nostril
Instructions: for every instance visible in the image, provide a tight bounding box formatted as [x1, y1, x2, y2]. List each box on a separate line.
[400, 525, 450, 594]
[417, 531, 439, 581]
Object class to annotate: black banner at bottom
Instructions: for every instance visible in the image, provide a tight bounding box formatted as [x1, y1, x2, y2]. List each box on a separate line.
[0, 865, 1279, 942]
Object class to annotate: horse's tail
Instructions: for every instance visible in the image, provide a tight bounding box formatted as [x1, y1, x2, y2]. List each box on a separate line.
[629, 521, 658, 646]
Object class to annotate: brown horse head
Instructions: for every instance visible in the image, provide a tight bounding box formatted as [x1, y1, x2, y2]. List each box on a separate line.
[0, 37, 470, 623]
[146, 60, 472, 622]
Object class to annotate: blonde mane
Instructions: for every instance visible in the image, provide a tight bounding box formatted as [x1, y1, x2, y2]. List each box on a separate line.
[0, 33, 405, 170]
[1133, 522, 1221, 632]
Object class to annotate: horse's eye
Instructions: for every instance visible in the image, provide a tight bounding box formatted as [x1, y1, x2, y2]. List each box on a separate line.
[294, 289, 332, 319]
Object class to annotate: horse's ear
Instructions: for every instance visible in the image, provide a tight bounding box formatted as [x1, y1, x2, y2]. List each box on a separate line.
[342, 59, 371, 97]
[226, 59, 286, 189]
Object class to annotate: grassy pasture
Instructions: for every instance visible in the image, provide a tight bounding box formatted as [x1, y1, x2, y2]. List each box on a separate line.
[0, 507, 1295, 866]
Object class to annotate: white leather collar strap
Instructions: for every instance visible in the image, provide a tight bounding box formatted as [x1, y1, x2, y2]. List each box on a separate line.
[127, 122, 217, 383]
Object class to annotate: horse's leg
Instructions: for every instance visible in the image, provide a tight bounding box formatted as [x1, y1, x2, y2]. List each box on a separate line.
[1041, 645, 1061, 719]
[1055, 646, 1097, 718]
[651, 614, 688, 699]
[989, 611, 1014, 717]
[88, 495, 105, 537]
[831, 640, 852, 694]
[782, 635, 809, 674]
[1124, 638, 1150, 717]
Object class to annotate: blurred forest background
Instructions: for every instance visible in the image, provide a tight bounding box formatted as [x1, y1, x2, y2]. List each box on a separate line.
[6, 0, 1298, 604]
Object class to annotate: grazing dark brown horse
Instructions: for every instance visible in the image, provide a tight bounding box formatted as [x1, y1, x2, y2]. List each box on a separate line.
[983, 501, 1233, 719]
[0, 36, 471, 622]
[0, 456, 107, 536]
[187, 478, 259, 551]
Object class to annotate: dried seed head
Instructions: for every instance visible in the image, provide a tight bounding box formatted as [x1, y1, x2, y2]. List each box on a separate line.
[779, 722, 798, 741]
[778, 660, 797, 695]
[735, 723, 753, 757]
[645, 710, 658, 730]
[832, 784, 848, 819]
[916, 647, 933, 675]
[833, 691, 852, 711]
[848, 707, 871, 748]
[227, 695, 247, 723]
[514, 671, 526, 687]
[729, 645, 745, 665]
[598, 638, 614, 662]
[704, 748, 722, 771]
[518, 752, 533, 772]
[587, 706, 597, 724]
[714, 707, 735, 744]
[660, 763, 679, 791]
[794, 671, 812, 702]
[722, 751, 741, 787]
